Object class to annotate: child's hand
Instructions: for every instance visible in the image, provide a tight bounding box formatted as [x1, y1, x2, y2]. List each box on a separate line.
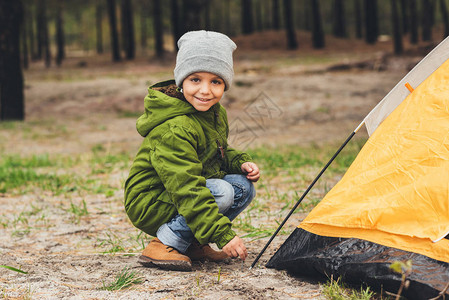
[222, 236, 247, 260]
[241, 162, 260, 182]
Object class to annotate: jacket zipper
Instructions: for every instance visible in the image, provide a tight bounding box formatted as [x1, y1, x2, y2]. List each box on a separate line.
[214, 108, 225, 159]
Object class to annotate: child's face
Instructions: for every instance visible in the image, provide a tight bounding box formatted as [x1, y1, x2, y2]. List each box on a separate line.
[182, 72, 225, 111]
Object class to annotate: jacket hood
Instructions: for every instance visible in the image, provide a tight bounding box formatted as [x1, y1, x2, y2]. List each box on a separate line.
[136, 80, 197, 137]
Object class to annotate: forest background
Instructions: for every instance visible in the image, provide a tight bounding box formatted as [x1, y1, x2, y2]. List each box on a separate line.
[1, 0, 449, 299]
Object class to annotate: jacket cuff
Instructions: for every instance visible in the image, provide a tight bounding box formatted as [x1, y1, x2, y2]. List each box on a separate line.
[215, 228, 237, 249]
[232, 153, 252, 174]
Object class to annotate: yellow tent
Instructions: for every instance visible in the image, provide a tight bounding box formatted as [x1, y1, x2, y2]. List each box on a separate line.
[300, 58, 449, 263]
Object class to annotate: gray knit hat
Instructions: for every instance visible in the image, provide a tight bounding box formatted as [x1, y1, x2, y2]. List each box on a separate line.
[174, 30, 237, 91]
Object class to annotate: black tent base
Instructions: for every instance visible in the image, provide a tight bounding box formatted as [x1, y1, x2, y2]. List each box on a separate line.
[266, 228, 449, 299]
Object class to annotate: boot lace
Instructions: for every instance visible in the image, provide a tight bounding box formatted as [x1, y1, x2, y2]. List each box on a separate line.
[166, 246, 176, 253]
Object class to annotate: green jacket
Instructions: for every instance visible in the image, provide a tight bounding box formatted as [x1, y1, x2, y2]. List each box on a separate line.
[124, 80, 252, 248]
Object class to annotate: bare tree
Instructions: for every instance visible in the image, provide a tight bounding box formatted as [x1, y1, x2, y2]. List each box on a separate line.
[121, 0, 135, 60]
[22, 5, 29, 69]
[224, 0, 231, 35]
[311, 0, 324, 48]
[171, 0, 182, 50]
[284, 0, 297, 49]
[391, 0, 403, 54]
[27, 2, 37, 60]
[421, 0, 433, 41]
[37, 0, 51, 67]
[204, 0, 211, 30]
[272, 0, 280, 30]
[55, 0, 65, 66]
[332, 0, 346, 38]
[440, 0, 449, 37]
[410, 0, 418, 44]
[182, 0, 207, 33]
[106, 0, 121, 61]
[242, 0, 254, 34]
[364, 0, 378, 44]
[400, 0, 409, 34]
[255, 0, 263, 31]
[0, 0, 25, 120]
[354, 0, 362, 39]
[96, 1, 104, 54]
[153, 0, 164, 57]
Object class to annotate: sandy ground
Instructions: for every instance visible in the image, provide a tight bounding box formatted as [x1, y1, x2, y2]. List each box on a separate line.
[0, 34, 430, 299]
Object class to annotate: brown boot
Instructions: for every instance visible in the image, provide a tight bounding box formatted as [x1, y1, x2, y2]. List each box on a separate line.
[138, 238, 192, 271]
[186, 241, 229, 262]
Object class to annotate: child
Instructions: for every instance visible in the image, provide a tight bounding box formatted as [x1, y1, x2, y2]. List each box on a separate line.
[124, 30, 260, 272]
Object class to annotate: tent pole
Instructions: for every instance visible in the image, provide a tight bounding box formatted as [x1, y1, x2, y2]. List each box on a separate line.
[250, 125, 363, 269]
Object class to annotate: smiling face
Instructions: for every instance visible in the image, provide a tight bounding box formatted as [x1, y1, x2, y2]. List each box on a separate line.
[181, 72, 225, 111]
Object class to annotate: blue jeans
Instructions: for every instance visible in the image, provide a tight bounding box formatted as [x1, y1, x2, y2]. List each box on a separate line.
[156, 174, 256, 253]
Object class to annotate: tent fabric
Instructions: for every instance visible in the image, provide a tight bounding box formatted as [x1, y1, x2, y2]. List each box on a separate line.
[300, 58, 449, 263]
[363, 36, 449, 136]
[266, 228, 449, 299]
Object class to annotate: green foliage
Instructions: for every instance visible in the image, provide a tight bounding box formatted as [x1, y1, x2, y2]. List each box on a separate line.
[97, 231, 126, 254]
[322, 277, 375, 300]
[100, 267, 144, 291]
[389, 260, 412, 275]
[66, 199, 89, 224]
[389, 260, 412, 300]
[0, 265, 28, 274]
[0, 154, 75, 194]
[248, 139, 365, 176]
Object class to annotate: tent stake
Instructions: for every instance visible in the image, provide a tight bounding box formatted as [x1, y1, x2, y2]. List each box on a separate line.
[250, 129, 360, 269]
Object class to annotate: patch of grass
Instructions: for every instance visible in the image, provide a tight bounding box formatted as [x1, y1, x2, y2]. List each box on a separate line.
[66, 199, 89, 223]
[100, 267, 144, 291]
[0, 154, 77, 194]
[89, 148, 131, 175]
[0, 121, 18, 130]
[97, 231, 126, 254]
[248, 139, 366, 176]
[322, 276, 375, 300]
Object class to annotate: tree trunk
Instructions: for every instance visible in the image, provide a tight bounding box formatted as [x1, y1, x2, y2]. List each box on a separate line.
[332, 0, 346, 38]
[171, 0, 181, 50]
[242, 0, 254, 34]
[364, 0, 378, 44]
[272, 0, 280, 30]
[354, 0, 362, 39]
[55, 0, 65, 66]
[410, 0, 418, 44]
[153, 0, 164, 57]
[181, 0, 207, 33]
[96, 1, 103, 54]
[400, 0, 409, 34]
[440, 0, 449, 37]
[303, 0, 311, 31]
[391, 0, 403, 54]
[121, 0, 135, 60]
[22, 5, 29, 69]
[28, 4, 37, 61]
[283, 0, 297, 49]
[106, 0, 121, 61]
[224, 0, 231, 35]
[421, 0, 433, 41]
[204, 0, 211, 30]
[40, 0, 51, 67]
[255, 0, 263, 31]
[311, 0, 325, 48]
[0, 0, 25, 121]
[36, 0, 43, 59]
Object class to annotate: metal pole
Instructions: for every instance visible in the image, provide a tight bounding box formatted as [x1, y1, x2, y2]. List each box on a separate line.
[250, 128, 361, 269]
